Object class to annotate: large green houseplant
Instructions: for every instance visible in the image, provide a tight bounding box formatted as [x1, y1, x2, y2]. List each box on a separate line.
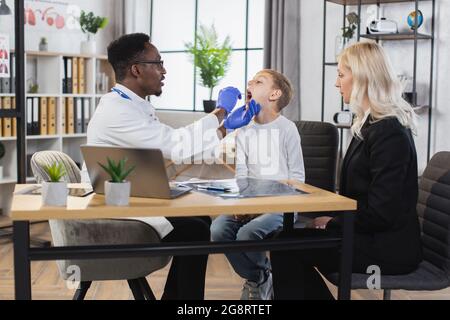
[185, 24, 232, 113]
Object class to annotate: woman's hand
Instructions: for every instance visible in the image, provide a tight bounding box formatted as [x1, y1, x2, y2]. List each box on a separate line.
[313, 216, 333, 229]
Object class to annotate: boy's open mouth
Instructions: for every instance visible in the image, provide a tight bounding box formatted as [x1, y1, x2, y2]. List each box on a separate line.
[246, 90, 252, 102]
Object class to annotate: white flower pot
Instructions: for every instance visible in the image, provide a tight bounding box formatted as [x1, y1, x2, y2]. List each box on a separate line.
[80, 40, 96, 55]
[105, 181, 130, 206]
[42, 181, 68, 207]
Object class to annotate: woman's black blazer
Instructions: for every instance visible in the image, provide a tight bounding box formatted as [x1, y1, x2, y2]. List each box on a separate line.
[328, 116, 422, 270]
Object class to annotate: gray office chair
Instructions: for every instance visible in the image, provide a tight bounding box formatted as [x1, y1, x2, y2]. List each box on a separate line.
[31, 151, 171, 300]
[295, 121, 339, 192]
[293, 121, 339, 227]
[326, 151, 450, 299]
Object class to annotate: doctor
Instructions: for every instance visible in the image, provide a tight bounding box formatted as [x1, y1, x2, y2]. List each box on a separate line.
[87, 33, 259, 300]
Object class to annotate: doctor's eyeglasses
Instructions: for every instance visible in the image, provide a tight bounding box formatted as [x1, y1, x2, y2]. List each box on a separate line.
[133, 60, 164, 68]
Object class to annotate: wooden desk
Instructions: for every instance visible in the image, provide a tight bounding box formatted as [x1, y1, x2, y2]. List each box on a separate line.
[11, 181, 356, 300]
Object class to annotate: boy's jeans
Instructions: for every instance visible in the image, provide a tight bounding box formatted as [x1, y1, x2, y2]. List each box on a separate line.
[211, 213, 283, 283]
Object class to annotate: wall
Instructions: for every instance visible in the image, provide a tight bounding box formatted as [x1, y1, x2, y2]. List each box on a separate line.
[0, 0, 118, 54]
[299, 0, 449, 172]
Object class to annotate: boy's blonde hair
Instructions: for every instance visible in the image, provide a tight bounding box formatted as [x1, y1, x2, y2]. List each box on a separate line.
[257, 69, 293, 111]
[338, 42, 416, 139]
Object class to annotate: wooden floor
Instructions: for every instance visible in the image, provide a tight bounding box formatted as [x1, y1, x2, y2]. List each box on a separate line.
[1, 222, 449, 300]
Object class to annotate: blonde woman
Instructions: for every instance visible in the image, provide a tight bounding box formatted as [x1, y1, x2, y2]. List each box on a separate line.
[270, 42, 422, 299]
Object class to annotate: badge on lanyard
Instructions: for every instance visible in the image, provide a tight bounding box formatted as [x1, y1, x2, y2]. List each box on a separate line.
[111, 87, 131, 100]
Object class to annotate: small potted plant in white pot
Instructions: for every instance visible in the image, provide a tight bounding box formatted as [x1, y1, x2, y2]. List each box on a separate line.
[78, 10, 109, 55]
[39, 37, 48, 51]
[98, 157, 135, 206]
[42, 162, 67, 206]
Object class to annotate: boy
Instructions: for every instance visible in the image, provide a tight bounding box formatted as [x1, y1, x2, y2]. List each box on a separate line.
[211, 69, 305, 300]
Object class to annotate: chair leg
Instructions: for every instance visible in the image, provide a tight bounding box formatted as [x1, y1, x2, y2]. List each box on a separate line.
[72, 281, 92, 300]
[128, 279, 146, 300]
[383, 289, 391, 300]
[137, 277, 156, 300]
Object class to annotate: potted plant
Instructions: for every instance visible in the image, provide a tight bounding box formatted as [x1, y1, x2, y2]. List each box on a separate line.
[78, 10, 109, 55]
[39, 37, 48, 51]
[42, 162, 67, 206]
[98, 157, 135, 206]
[335, 12, 359, 60]
[185, 24, 232, 113]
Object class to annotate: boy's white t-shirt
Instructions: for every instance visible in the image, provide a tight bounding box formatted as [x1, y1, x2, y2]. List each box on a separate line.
[235, 115, 305, 183]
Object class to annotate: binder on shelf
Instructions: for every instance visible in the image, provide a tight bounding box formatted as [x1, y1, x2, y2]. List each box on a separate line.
[72, 57, 79, 94]
[61, 97, 66, 134]
[66, 97, 75, 134]
[63, 57, 73, 94]
[32, 97, 40, 135]
[11, 97, 16, 137]
[39, 97, 48, 135]
[47, 97, 57, 135]
[82, 98, 90, 133]
[78, 58, 85, 94]
[61, 57, 66, 93]
[75, 97, 83, 133]
[0, 77, 11, 93]
[26, 97, 33, 135]
[2, 97, 12, 137]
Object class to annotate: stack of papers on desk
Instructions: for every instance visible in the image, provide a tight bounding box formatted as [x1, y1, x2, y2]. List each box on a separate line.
[176, 178, 307, 199]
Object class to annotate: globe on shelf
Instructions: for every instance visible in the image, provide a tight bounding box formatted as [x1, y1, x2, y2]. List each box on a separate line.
[407, 10, 423, 30]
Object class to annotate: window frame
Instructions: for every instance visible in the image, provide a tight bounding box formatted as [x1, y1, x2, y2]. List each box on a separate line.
[149, 0, 264, 111]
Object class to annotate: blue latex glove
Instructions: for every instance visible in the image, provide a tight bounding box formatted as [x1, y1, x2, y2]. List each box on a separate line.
[223, 100, 261, 129]
[217, 86, 242, 113]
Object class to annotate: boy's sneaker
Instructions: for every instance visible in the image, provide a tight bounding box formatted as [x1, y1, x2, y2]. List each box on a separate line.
[240, 272, 273, 300]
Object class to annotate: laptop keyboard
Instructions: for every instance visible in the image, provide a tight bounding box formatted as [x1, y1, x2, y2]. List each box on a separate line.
[170, 186, 191, 198]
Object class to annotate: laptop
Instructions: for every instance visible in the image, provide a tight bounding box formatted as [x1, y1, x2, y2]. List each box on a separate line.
[80, 145, 191, 199]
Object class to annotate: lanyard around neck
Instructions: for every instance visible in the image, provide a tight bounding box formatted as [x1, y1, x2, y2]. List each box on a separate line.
[111, 87, 131, 100]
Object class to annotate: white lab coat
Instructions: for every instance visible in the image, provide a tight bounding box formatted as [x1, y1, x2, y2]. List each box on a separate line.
[86, 84, 222, 238]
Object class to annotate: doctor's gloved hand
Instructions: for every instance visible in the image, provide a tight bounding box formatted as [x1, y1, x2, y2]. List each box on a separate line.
[217, 86, 242, 113]
[223, 100, 261, 130]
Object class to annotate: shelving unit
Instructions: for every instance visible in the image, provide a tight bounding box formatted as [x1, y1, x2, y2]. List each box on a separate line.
[321, 0, 435, 161]
[0, 50, 115, 185]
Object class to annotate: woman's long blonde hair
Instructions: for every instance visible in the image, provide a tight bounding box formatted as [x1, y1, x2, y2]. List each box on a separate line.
[338, 41, 417, 138]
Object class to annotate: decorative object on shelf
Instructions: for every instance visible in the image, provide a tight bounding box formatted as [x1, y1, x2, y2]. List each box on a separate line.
[27, 78, 39, 93]
[42, 162, 68, 206]
[39, 37, 48, 51]
[185, 24, 232, 113]
[333, 110, 354, 128]
[398, 74, 416, 105]
[407, 10, 423, 30]
[368, 18, 398, 34]
[335, 12, 359, 61]
[0, 141, 5, 179]
[78, 10, 109, 55]
[0, 0, 11, 15]
[99, 157, 135, 206]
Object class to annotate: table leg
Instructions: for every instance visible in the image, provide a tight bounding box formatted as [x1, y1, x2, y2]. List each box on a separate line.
[283, 212, 295, 233]
[13, 221, 31, 300]
[337, 212, 354, 300]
